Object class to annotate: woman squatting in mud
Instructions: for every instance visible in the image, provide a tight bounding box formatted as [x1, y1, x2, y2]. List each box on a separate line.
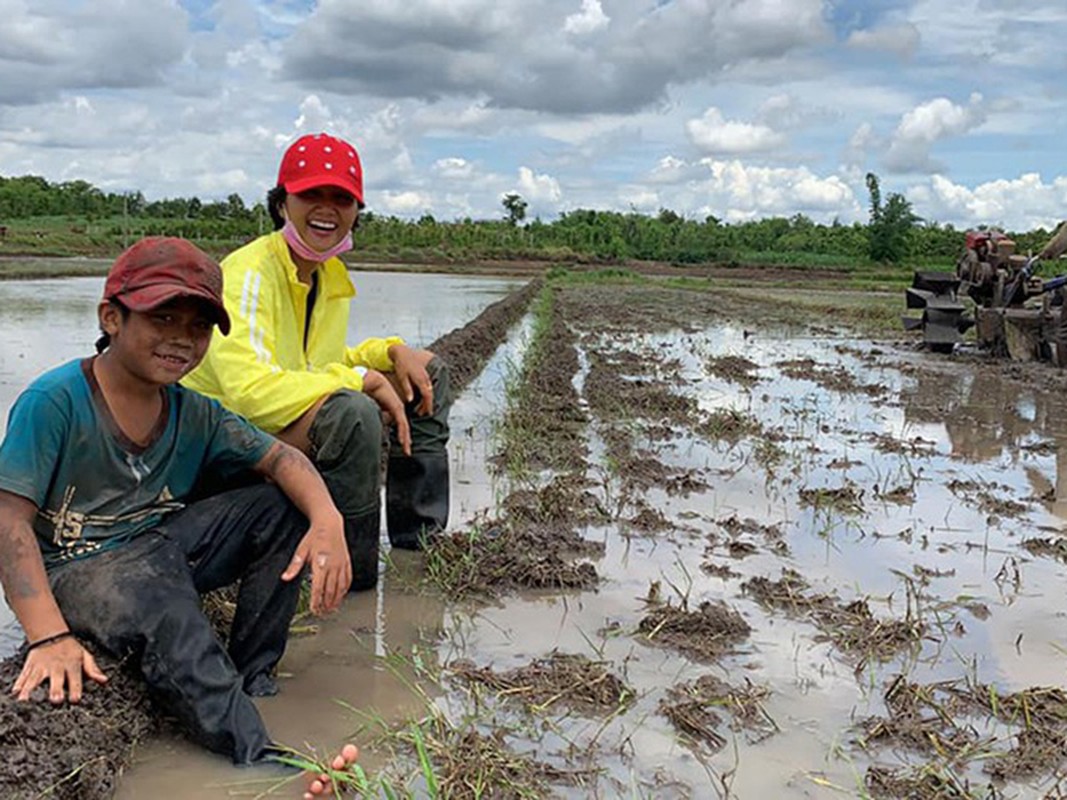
[183, 131, 453, 590]
[0, 237, 358, 794]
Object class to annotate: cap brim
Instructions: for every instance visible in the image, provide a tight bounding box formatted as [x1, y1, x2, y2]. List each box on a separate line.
[116, 285, 231, 335]
[283, 175, 364, 206]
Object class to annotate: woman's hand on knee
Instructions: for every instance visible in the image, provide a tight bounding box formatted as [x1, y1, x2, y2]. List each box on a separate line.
[361, 370, 411, 455]
[387, 345, 436, 417]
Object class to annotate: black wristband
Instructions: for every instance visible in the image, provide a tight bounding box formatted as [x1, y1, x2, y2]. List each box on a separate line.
[26, 631, 74, 652]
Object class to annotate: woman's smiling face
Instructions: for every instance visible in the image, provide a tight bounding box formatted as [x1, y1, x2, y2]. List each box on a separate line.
[283, 185, 360, 253]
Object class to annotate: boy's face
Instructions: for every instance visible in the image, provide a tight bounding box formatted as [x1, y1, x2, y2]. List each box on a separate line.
[100, 296, 215, 385]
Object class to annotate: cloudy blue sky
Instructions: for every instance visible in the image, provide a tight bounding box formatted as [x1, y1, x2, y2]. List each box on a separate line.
[2, 0, 1066, 230]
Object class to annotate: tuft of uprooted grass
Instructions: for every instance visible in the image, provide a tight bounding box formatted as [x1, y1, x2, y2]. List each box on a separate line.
[660, 674, 777, 753]
[858, 676, 1067, 796]
[742, 569, 924, 669]
[636, 597, 752, 663]
[448, 651, 634, 715]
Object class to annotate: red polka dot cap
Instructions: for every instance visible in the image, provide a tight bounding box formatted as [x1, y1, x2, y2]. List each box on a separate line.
[277, 132, 364, 205]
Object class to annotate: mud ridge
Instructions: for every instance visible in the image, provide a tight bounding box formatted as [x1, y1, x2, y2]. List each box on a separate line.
[0, 651, 155, 799]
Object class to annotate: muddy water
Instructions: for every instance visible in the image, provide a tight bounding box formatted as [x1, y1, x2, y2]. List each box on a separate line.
[519, 318, 1067, 797]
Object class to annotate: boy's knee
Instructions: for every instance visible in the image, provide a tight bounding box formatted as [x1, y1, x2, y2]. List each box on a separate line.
[309, 389, 382, 466]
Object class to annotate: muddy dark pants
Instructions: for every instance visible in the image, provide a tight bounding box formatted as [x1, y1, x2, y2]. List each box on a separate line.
[386, 356, 452, 550]
[48, 484, 306, 765]
[309, 356, 452, 590]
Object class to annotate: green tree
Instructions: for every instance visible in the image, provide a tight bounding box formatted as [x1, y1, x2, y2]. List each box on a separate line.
[502, 193, 527, 226]
[865, 172, 918, 263]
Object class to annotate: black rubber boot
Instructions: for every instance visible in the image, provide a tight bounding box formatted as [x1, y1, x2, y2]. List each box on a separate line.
[345, 506, 381, 591]
[386, 453, 450, 550]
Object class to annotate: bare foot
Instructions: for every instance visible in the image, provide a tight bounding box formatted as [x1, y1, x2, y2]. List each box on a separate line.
[303, 743, 359, 799]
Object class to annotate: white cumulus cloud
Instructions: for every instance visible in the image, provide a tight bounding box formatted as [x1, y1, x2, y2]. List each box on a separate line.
[687, 108, 787, 155]
[910, 173, 1067, 231]
[564, 0, 609, 35]
[517, 166, 562, 203]
[884, 94, 987, 174]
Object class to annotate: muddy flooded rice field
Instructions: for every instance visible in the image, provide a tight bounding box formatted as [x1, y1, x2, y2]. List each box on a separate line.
[403, 276, 1067, 799]
[6, 270, 1067, 799]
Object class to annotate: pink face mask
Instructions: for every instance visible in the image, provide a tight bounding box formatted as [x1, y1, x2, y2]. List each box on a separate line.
[281, 219, 353, 263]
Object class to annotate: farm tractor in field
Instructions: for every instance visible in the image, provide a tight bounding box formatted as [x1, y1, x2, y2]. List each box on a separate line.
[903, 223, 1067, 363]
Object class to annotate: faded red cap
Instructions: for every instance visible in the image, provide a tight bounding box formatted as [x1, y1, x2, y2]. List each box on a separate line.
[277, 132, 364, 205]
[103, 237, 231, 335]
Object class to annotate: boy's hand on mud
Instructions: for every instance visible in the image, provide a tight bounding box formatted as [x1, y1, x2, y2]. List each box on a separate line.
[13, 638, 107, 704]
[284, 514, 350, 614]
[360, 369, 412, 455]
[388, 345, 436, 417]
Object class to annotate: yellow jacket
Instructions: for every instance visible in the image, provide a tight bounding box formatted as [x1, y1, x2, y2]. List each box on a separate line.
[183, 231, 403, 434]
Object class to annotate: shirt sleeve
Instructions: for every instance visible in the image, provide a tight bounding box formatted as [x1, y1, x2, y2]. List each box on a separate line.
[344, 336, 406, 371]
[203, 259, 365, 434]
[0, 390, 67, 507]
[200, 400, 277, 479]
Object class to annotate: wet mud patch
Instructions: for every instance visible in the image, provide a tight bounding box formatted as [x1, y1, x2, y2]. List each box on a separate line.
[946, 479, 1030, 520]
[776, 357, 886, 396]
[584, 353, 698, 425]
[1021, 535, 1067, 562]
[368, 713, 596, 800]
[706, 515, 789, 559]
[426, 477, 605, 600]
[501, 473, 607, 527]
[867, 430, 938, 456]
[557, 282, 725, 335]
[623, 502, 673, 536]
[660, 674, 777, 753]
[706, 355, 760, 387]
[612, 452, 709, 496]
[876, 482, 917, 505]
[798, 482, 866, 514]
[0, 651, 155, 800]
[859, 677, 1067, 790]
[865, 764, 988, 799]
[742, 570, 924, 668]
[448, 651, 633, 714]
[427, 521, 601, 600]
[427, 728, 593, 799]
[695, 408, 764, 443]
[636, 599, 751, 663]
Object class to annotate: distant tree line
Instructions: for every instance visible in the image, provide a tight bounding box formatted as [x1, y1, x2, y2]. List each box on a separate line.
[0, 172, 1059, 267]
[0, 175, 258, 223]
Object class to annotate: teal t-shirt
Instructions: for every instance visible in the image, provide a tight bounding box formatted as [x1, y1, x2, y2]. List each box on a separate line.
[0, 358, 275, 568]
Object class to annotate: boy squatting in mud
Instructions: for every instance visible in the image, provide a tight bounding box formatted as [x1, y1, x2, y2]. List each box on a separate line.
[0, 237, 356, 793]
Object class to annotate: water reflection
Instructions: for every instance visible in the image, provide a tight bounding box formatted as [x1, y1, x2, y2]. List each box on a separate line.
[900, 362, 1067, 522]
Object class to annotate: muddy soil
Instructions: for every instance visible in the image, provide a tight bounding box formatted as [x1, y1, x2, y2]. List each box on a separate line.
[0, 651, 154, 799]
